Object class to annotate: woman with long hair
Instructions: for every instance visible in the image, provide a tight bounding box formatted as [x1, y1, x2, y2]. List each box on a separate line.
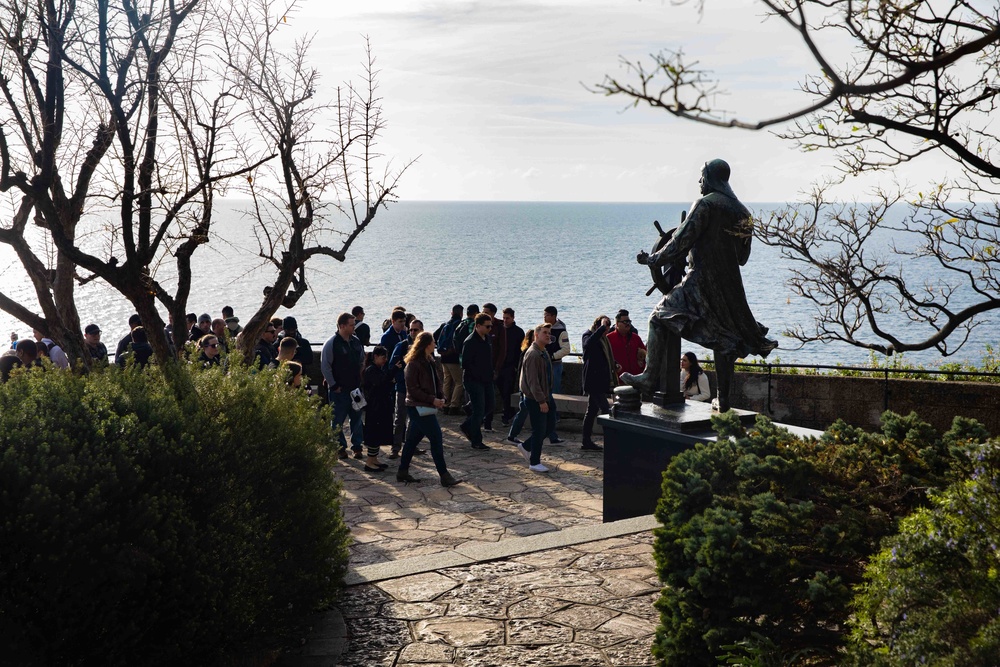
[680, 351, 711, 401]
[396, 332, 460, 487]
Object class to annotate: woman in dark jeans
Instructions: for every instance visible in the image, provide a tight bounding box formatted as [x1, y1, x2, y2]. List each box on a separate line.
[396, 332, 461, 487]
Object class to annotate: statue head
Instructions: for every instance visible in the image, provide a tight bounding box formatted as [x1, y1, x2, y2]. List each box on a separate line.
[699, 159, 737, 199]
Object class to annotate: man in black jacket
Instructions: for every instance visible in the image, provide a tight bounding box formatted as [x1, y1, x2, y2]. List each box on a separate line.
[459, 312, 494, 451]
[498, 308, 525, 425]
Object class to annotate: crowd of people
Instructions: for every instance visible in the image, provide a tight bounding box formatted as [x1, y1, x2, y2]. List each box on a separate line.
[2, 302, 713, 484]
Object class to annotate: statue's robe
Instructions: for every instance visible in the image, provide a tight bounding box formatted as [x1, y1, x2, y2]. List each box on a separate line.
[648, 191, 778, 359]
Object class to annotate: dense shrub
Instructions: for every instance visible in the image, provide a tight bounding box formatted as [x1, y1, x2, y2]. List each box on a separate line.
[846, 440, 1000, 667]
[652, 410, 983, 667]
[0, 362, 349, 666]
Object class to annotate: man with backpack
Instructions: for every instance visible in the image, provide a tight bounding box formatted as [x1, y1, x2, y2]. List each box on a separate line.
[434, 304, 464, 414]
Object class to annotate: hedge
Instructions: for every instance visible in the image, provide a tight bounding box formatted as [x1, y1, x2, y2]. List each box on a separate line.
[0, 361, 350, 666]
[652, 410, 985, 666]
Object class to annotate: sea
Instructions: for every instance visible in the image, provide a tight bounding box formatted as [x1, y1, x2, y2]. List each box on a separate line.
[0, 200, 995, 368]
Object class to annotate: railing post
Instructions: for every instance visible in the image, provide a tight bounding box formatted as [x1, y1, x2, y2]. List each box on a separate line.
[883, 369, 889, 412]
[767, 364, 773, 414]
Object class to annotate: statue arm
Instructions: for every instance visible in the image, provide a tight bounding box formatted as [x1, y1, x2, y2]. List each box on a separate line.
[646, 201, 705, 268]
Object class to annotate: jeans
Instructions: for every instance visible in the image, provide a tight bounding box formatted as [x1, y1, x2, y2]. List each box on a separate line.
[399, 407, 449, 477]
[508, 393, 528, 439]
[524, 398, 556, 466]
[461, 379, 493, 446]
[330, 389, 364, 452]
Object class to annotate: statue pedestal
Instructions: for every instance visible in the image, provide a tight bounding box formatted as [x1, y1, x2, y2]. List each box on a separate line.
[601, 387, 757, 522]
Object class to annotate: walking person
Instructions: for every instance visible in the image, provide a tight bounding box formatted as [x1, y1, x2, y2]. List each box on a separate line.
[381, 310, 409, 451]
[581, 315, 617, 451]
[517, 323, 556, 473]
[396, 332, 461, 487]
[387, 319, 427, 458]
[459, 312, 494, 451]
[541, 306, 567, 443]
[497, 308, 525, 426]
[361, 346, 393, 472]
[435, 304, 464, 414]
[321, 312, 366, 460]
[504, 328, 535, 447]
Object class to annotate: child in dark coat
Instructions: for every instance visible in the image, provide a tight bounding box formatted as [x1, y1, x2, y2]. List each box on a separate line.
[362, 346, 394, 472]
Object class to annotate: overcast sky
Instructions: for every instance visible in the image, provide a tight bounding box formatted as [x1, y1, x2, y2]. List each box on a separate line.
[290, 0, 952, 202]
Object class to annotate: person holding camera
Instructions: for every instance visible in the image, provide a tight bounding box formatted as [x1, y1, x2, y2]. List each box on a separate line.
[321, 312, 366, 460]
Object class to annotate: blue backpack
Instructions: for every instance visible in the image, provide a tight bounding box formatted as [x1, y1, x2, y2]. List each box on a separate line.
[436, 320, 457, 355]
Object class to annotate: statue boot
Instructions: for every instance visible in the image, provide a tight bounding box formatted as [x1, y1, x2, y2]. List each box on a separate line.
[620, 322, 665, 394]
[714, 351, 735, 412]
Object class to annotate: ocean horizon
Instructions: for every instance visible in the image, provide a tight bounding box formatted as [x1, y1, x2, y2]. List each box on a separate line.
[1, 200, 995, 369]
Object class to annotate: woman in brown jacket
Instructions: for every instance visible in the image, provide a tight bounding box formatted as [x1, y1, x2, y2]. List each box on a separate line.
[396, 332, 461, 487]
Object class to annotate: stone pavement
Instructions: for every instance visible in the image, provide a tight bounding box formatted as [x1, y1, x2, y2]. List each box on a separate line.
[285, 413, 661, 667]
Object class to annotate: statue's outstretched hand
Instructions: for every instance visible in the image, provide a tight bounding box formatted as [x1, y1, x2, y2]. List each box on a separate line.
[636, 250, 650, 265]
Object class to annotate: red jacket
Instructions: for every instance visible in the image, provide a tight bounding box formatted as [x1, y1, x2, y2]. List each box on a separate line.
[606, 329, 646, 378]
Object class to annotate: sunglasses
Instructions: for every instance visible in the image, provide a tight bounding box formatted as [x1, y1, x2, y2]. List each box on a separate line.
[409, 328, 421, 332]
[619, 319, 631, 324]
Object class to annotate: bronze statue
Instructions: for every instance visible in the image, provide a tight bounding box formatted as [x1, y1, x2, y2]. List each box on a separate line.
[621, 159, 777, 411]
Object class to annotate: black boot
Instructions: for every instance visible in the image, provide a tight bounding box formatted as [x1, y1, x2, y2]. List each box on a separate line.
[396, 469, 421, 484]
[439, 472, 462, 487]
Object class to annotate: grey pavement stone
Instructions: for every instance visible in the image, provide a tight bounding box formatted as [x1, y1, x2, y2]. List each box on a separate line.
[376, 571, 461, 602]
[414, 616, 505, 646]
[290, 417, 664, 666]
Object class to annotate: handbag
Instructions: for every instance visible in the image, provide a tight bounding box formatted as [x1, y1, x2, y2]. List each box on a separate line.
[415, 405, 437, 416]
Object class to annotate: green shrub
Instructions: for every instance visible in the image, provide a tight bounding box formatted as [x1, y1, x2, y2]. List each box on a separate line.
[0, 362, 349, 666]
[846, 440, 1000, 667]
[652, 411, 978, 667]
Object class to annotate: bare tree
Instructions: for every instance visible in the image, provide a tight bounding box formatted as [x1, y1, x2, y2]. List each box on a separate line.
[0, 0, 259, 366]
[596, 0, 1000, 357]
[221, 1, 412, 360]
[0, 0, 405, 367]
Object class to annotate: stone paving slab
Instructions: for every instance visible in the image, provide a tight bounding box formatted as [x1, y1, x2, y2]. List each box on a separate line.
[336, 413, 606, 567]
[333, 532, 658, 667]
[282, 413, 665, 666]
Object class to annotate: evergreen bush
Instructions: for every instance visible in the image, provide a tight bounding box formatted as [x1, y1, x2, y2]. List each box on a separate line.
[0, 362, 349, 666]
[652, 411, 979, 666]
[846, 439, 1000, 667]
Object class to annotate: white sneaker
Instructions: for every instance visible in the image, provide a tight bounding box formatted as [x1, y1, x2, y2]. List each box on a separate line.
[529, 463, 549, 473]
[518, 443, 531, 463]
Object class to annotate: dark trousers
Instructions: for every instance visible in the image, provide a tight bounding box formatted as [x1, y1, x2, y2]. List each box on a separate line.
[582, 390, 609, 444]
[392, 390, 407, 450]
[399, 407, 449, 477]
[524, 397, 556, 466]
[461, 379, 493, 446]
[497, 366, 518, 421]
[330, 389, 364, 452]
[508, 393, 528, 440]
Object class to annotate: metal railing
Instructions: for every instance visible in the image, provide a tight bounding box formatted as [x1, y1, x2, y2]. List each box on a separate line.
[699, 360, 1000, 415]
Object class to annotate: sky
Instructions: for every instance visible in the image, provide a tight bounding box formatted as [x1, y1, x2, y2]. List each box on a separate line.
[286, 0, 956, 202]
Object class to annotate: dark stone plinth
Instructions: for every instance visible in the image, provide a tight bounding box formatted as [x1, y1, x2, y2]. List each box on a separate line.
[601, 398, 758, 522]
[611, 394, 756, 433]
